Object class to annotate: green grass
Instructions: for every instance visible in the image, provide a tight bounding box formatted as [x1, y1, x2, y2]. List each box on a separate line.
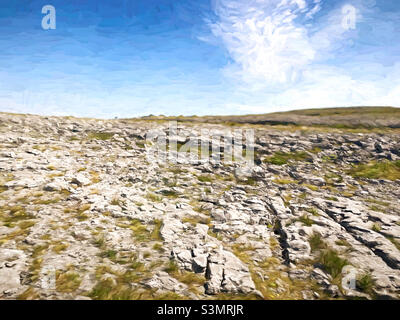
[182, 215, 211, 226]
[163, 260, 179, 274]
[158, 189, 179, 198]
[273, 178, 297, 185]
[152, 243, 164, 252]
[348, 160, 400, 181]
[371, 223, 381, 232]
[305, 207, 319, 216]
[56, 272, 81, 293]
[385, 235, 400, 251]
[88, 276, 186, 300]
[309, 235, 348, 278]
[309, 233, 326, 252]
[197, 175, 213, 183]
[356, 273, 375, 295]
[129, 219, 150, 242]
[263, 151, 310, 166]
[100, 250, 118, 260]
[335, 239, 351, 247]
[303, 184, 319, 192]
[52, 242, 69, 254]
[88, 132, 115, 140]
[318, 249, 348, 279]
[150, 219, 163, 241]
[146, 192, 162, 202]
[296, 214, 315, 227]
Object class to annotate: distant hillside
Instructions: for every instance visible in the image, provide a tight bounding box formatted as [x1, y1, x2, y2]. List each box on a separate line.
[140, 107, 400, 128]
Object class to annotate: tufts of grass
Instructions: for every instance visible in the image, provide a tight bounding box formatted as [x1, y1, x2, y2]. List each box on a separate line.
[305, 207, 319, 216]
[296, 214, 315, 227]
[207, 227, 223, 241]
[88, 277, 186, 300]
[335, 239, 351, 247]
[110, 198, 122, 206]
[309, 233, 326, 252]
[146, 192, 162, 202]
[231, 243, 256, 265]
[52, 242, 69, 254]
[197, 175, 213, 183]
[264, 151, 311, 166]
[33, 197, 61, 205]
[356, 273, 375, 296]
[88, 132, 115, 141]
[17, 288, 39, 300]
[365, 198, 390, 207]
[56, 271, 81, 293]
[385, 235, 400, 251]
[129, 219, 150, 242]
[371, 223, 381, 232]
[93, 234, 106, 249]
[150, 219, 163, 241]
[152, 243, 164, 252]
[159, 189, 179, 198]
[182, 215, 211, 227]
[309, 234, 348, 278]
[348, 160, 400, 181]
[303, 184, 319, 192]
[163, 260, 179, 274]
[318, 249, 348, 279]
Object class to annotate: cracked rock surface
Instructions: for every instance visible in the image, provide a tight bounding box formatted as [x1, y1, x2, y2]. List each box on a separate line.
[0, 112, 399, 300]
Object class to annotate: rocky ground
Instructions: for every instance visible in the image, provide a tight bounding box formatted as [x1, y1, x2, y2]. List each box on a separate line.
[0, 112, 399, 300]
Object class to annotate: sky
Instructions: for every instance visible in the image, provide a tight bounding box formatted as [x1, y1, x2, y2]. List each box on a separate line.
[0, 0, 399, 118]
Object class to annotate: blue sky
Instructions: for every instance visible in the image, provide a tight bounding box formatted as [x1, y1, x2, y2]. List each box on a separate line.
[0, 0, 399, 118]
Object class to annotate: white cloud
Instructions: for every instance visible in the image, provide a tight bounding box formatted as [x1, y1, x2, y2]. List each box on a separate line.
[204, 0, 400, 111]
[208, 0, 325, 87]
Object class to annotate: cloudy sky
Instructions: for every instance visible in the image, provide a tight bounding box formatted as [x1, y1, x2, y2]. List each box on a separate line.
[0, 0, 399, 118]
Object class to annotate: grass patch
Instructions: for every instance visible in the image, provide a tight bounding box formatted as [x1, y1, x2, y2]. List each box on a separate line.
[129, 219, 150, 242]
[309, 233, 326, 252]
[305, 207, 319, 216]
[385, 236, 400, 251]
[273, 178, 297, 185]
[356, 273, 375, 296]
[197, 175, 213, 183]
[158, 189, 179, 198]
[318, 249, 348, 279]
[163, 260, 179, 274]
[303, 184, 319, 192]
[88, 132, 114, 141]
[146, 192, 162, 202]
[309, 234, 348, 278]
[264, 151, 310, 166]
[17, 288, 39, 300]
[52, 242, 69, 254]
[56, 271, 81, 293]
[296, 214, 315, 227]
[182, 215, 211, 226]
[150, 219, 163, 241]
[152, 243, 164, 252]
[371, 223, 381, 232]
[88, 277, 186, 300]
[348, 160, 400, 181]
[335, 239, 351, 247]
